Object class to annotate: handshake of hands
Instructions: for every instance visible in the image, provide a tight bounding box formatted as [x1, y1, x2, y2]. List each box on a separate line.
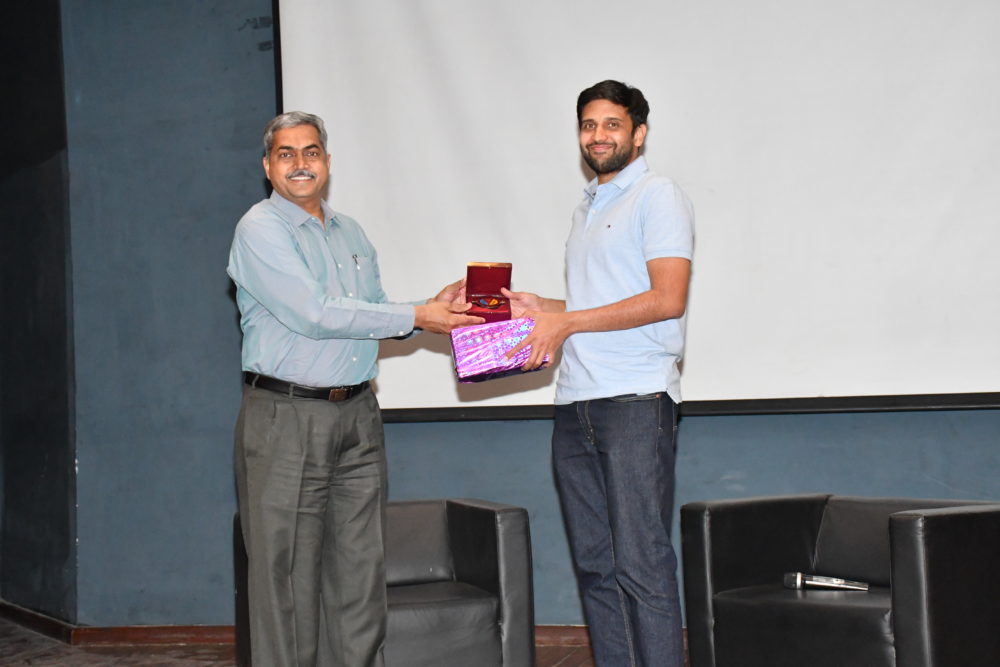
[413, 279, 565, 372]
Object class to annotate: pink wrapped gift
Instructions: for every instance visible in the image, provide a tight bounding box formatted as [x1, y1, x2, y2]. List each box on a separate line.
[451, 317, 549, 382]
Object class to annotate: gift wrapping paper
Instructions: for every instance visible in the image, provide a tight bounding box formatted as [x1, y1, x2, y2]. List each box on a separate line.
[450, 317, 548, 382]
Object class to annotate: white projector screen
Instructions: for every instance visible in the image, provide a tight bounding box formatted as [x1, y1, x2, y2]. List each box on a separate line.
[277, 0, 1000, 410]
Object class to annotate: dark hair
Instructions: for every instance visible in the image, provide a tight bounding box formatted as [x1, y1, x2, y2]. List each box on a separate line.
[576, 80, 649, 129]
[262, 111, 328, 156]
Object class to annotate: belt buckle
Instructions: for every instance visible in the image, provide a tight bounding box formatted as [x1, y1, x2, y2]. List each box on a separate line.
[328, 387, 348, 402]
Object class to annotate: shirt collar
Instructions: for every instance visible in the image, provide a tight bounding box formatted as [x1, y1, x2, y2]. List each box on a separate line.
[584, 154, 649, 200]
[269, 190, 336, 227]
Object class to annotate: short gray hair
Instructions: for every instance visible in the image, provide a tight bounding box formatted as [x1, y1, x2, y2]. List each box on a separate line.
[262, 111, 328, 156]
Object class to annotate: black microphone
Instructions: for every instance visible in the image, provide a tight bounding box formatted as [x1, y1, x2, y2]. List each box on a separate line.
[783, 572, 869, 591]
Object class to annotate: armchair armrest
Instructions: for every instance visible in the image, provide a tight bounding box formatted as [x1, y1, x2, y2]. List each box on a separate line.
[681, 494, 830, 667]
[890, 504, 1000, 667]
[446, 499, 534, 667]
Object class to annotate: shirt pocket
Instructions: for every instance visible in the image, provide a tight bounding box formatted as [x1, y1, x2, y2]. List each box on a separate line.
[348, 249, 379, 301]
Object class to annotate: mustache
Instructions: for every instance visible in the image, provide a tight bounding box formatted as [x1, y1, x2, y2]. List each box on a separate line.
[288, 169, 317, 179]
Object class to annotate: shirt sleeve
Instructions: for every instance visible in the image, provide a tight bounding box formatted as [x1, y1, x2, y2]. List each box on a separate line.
[227, 213, 415, 341]
[640, 180, 695, 262]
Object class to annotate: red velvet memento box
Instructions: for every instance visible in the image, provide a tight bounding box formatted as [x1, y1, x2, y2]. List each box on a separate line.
[466, 262, 512, 323]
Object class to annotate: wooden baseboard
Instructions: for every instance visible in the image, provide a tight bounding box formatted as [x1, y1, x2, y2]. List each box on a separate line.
[534, 625, 684, 653]
[72, 624, 236, 646]
[1, 601, 594, 650]
[0, 601, 233, 646]
[534, 624, 591, 646]
[0, 604, 699, 666]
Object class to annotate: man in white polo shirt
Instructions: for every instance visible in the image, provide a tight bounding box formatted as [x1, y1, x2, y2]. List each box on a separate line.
[504, 80, 694, 667]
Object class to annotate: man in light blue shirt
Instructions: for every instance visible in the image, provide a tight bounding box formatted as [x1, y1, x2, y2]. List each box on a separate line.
[228, 111, 481, 666]
[505, 81, 694, 666]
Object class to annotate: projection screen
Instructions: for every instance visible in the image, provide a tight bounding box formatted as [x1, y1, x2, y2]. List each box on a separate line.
[276, 0, 1000, 410]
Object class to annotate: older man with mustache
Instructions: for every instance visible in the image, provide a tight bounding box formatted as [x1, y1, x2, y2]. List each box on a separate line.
[227, 111, 481, 666]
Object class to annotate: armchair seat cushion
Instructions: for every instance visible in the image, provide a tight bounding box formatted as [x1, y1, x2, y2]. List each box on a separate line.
[714, 584, 893, 667]
[234, 498, 533, 667]
[387, 581, 501, 667]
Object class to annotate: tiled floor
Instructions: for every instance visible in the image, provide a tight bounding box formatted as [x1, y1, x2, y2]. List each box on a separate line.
[0, 616, 596, 666]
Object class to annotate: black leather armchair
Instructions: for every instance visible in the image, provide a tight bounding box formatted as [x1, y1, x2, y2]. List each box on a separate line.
[235, 498, 534, 667]
[681, 494, 1000, 667]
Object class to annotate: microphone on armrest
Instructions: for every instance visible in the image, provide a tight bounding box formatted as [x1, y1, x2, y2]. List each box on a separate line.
[783, 572, 869, 591]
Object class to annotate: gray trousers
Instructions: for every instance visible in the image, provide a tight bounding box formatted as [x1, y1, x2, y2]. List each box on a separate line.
[235, 384, 387, 667]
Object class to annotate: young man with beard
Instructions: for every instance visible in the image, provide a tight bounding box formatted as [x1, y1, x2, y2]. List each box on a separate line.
[504, 80, 694, 666]
[227, 111, 481, 666]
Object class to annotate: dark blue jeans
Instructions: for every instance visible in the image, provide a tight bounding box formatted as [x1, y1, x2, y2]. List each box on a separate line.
[553, 392, 683, 667]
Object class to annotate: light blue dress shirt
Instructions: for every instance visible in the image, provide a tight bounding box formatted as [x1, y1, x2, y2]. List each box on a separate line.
[555, 155, 694, 405]
[227, 191, 415, 387]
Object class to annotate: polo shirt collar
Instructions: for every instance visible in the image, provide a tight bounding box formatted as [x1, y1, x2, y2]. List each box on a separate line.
[584, 155, 649, 200]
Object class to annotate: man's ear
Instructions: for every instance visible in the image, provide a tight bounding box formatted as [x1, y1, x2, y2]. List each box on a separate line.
[632, 123, 648, 149]
[262, 155, 271, 180]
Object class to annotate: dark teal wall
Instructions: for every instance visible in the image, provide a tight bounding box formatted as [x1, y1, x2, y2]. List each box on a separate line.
[59, 0, 275, 625]
[1, 0, 997, 629]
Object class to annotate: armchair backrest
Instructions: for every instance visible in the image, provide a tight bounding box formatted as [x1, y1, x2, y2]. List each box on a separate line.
[813, 496, 980, 586]
[385, 499, 455, 586]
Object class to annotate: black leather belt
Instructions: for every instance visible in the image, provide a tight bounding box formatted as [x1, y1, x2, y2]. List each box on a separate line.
[244, 372, 369, 402]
